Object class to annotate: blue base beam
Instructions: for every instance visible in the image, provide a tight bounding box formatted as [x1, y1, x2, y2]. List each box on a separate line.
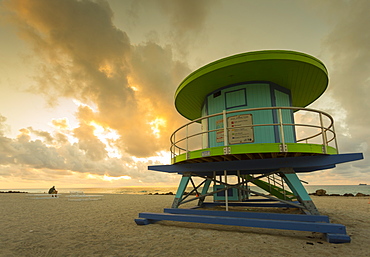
[163, 208, 330, 223]
[326, 234, 352, 244]
[134, 218, 151, 225]
[149, 153, 363, 174]
[201, 201, 298, 208]
[240, 198, 281, 202]
[136, 212, 348, 236]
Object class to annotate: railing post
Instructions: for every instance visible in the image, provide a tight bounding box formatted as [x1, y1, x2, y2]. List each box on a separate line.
[278, 108, 286, 152]
[223, 110, 228, 146]
[202, 117, 209, 149]
[172, 133, 176, 158]
[178, 140, 181, 156]
[172, 133, 175, 162]
[319, 112, 328, 154]
[224, 170, 229, 211]
[186, 125, 189, 159]
[213, 171, 216, 188]
[170, 146, 173, 164]
[237, 170, 241, 200]
[332, 124, 339, 154]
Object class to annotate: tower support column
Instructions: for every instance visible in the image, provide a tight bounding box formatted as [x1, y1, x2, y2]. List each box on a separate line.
[171, 174, 191, 208]
[197, 177, 212, 206]
[280, 167, 320, 215]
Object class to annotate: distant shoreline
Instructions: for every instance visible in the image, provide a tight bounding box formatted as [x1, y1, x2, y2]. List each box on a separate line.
[0, 191, 28, 193]
[1, 190, 370, 197]
[148, 191, 370, 197]
[1, 184, 370, 196]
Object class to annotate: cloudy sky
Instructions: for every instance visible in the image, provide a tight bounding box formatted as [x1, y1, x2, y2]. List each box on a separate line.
[0, 0, 368, 189]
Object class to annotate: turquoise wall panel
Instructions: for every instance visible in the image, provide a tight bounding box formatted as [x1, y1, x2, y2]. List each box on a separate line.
[246, 84, 271, 108]
[207, 90, 226, 147]
[245, 110, 275, 143]
[274, 90, 296, 143]
[208, 114, 224, 147]
[244, 84, 275, 143]
[206, 83, 277, 147]
[225, 89, 247, 109]
[213, 185, 240, 201]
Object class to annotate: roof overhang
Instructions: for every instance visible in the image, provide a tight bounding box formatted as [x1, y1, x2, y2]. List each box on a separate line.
[175, 50, 328, 121]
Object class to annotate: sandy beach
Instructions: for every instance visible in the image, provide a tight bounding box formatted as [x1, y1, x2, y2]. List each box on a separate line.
[0, 194, 369, 257]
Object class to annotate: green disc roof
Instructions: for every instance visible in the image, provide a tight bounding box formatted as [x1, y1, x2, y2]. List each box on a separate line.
[175, 50, 328, 121]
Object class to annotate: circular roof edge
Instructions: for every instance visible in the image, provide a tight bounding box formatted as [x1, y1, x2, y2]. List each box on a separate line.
[175, 50, 329, 120]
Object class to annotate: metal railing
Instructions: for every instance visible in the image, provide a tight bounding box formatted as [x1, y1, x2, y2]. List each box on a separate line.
[170, 107, 338, 161]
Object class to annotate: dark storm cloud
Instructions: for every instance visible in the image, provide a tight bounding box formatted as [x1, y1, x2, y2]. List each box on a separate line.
[3, 0, 211, 158]
[158, 0, 214, 57]
[1, 0, 213, 183]
[298, 0, 370, 183]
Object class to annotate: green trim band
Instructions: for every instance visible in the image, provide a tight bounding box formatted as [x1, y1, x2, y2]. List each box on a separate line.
[172, 143, 337, 164]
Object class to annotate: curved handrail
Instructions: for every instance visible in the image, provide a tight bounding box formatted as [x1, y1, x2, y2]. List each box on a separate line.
[170, 107, 338, 160]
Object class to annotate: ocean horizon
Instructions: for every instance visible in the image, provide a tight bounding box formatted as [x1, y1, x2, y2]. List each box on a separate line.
[2, 184, 369, 196]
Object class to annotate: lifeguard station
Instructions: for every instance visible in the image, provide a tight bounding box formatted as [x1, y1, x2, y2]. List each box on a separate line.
[135, 50, 363, 243]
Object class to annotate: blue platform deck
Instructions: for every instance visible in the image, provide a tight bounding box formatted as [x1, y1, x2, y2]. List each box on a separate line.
[135, 153, 363, 244]
[135, 208, 350, 243]
[164, 208, 330, 222]
[149, 153, 363, 175]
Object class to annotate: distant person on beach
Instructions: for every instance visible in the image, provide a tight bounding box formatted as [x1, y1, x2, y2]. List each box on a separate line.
[48, 186, 58, 197]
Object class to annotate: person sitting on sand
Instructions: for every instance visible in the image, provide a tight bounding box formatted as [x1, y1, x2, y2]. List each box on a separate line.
[48, 186, 58, 197]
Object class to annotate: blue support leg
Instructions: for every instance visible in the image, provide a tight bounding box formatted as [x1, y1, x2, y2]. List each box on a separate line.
[197, 177, 212, 206]
[280, 168, 320, 215]
[171, 174, 191, 208]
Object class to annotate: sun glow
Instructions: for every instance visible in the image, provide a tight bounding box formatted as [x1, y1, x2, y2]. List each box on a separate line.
[89, 121, 122, 158]
[86, 173, 131, 181]
[127, 75, 140, 91]
[103, 175, 131, 181]
[73, 99, 98, 112]
[149, 117, 166, 138]
[132, 150, 171, 165]
[98, 63, 114, 78]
